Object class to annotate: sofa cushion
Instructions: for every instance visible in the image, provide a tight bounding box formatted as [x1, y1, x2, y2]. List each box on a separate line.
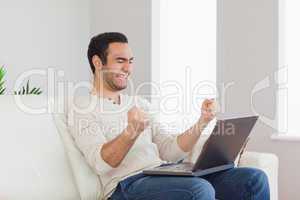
[0, 95, 79, 200]
[53, 111, 101, 200]
[51, 94, 102, 199]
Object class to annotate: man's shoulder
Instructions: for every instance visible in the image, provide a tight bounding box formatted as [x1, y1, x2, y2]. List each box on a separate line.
[66, 94, 98, 117]
[67, 95, 94, 109]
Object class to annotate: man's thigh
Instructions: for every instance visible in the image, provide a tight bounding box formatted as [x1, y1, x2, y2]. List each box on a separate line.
[111, 173, 215, 200]
[204, 167, 270, 200]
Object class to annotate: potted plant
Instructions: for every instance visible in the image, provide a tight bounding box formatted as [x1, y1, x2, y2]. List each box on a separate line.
[0, 65, 43, 95]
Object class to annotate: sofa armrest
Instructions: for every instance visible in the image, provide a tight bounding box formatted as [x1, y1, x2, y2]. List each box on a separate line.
[238, 151, 279, 200]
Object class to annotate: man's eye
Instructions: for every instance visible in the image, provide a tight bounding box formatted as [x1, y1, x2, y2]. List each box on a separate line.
[116, 59, 124, 63]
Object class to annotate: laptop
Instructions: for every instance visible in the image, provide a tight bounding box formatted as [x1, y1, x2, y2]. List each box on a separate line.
[143, 115, 258, 177]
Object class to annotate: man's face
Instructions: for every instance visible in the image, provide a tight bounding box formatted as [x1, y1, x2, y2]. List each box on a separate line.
[101, 42, 134, 91]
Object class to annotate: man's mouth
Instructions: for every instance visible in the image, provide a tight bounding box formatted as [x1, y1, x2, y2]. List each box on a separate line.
[115, 73, 129, 83]
[115, 73, 128, 79]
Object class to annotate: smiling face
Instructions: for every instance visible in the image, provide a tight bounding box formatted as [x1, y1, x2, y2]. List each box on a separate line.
[96, 42, 134, 91]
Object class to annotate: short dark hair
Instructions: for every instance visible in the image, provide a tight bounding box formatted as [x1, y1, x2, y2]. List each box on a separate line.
[87, 32, 128, 74]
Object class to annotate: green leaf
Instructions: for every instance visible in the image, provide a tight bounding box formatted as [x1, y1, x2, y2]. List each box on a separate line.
[0, 66, 5, 80]
[0, 80, 4, 89]
[32, 87, 42, 95]
[30, 87, 37, 94]
[0, 88, 5, 95]
[0, 66, 6, 95]
[22, 86, 25, 95]
[34, 88, 40, 94]
[36, 91, 42, 95]
[26, 80, 29, 94]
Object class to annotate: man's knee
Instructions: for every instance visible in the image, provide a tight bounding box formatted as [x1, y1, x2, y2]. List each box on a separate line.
[190, 178, 215, 200]
[249, 168, 270, 193]
[236, 167, 270, 198]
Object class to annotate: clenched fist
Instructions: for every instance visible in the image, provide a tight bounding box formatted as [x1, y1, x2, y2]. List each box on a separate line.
[126, 106, 150, 139]
[200, 99, 217, 124]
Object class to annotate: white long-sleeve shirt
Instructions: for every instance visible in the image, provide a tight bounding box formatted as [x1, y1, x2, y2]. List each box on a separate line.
[67, 93, 189, 199]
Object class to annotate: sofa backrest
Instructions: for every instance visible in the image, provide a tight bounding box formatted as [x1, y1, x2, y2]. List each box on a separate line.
[52, 95, 101, 200]
[0, 95, 80, 200]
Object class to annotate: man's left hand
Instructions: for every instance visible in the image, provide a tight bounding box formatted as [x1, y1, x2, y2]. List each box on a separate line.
[200, 98, 216, 124]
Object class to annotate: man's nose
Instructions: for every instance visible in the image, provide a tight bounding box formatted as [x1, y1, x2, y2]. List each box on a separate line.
[122, 62, 131, 73]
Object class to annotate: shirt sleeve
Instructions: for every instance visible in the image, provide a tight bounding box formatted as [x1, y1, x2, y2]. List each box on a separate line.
[67, 110, 113, 175]
[136, 96, 189, 162]
[151, 122, 189, 162]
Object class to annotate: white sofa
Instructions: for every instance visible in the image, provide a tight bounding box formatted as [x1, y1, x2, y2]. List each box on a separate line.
[0, 96, 279, 200]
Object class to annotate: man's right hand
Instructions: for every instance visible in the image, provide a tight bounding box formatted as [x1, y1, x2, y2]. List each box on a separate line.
[126, 106, 149, 139]
[101, 106, 150, 168]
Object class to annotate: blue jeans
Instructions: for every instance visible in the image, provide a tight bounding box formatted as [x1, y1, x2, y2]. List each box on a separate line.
[109, 167, 270, 200]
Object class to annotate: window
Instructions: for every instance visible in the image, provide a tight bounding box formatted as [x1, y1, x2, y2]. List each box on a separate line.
[152, 0, 217, 132]
[278, 0, 300, 136]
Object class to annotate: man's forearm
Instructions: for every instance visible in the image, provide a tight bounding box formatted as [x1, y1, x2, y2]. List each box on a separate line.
[177, 119, 209, 152]
[100, 126, 138, 168]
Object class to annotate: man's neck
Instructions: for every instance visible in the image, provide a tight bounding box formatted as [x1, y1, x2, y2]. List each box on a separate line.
[92, 79, 121, 104]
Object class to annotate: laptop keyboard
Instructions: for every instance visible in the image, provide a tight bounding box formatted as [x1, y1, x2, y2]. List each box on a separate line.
[155, 163, 194, 172]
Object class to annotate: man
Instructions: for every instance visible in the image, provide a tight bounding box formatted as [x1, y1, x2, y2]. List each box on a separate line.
[69, 32, 270, 200]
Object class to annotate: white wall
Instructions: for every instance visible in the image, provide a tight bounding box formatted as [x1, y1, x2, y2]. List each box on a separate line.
[0, 0, 150, 97]
[0, 0, 91, 95]
[218, 0, 300, 199]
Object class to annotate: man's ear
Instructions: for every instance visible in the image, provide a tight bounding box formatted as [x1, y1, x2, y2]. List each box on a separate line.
[92, 55, 103, 71]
